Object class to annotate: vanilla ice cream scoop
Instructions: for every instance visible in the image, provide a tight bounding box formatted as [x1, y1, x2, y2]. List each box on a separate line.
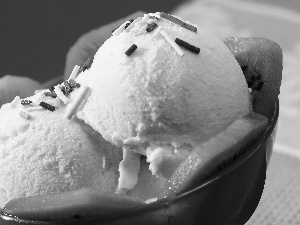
[75, 12, 251, 188]
[0, 91, 122, 208]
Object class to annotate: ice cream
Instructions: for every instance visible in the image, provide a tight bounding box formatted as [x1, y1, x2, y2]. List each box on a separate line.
[74, 13, 251, 189]
[0, 12, 253, 207]
[0, 77, 164, 208]
[0, 90, 123, 208]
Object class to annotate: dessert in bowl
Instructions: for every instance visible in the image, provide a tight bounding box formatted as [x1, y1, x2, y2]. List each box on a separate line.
[0, 12, 282, 225]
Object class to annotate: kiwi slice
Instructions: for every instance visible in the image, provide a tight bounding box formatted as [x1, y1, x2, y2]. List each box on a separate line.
[2, 188, 144, 220]
[223, 37, 282, 121]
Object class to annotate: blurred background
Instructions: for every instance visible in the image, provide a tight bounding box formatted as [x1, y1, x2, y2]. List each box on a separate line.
[0, 0, 184, 82]
[1, 0, 300, 224]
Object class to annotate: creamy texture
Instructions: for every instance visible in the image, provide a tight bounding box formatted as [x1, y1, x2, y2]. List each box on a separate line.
[0, 89, 122, 208]
[75, 13, 251, 180]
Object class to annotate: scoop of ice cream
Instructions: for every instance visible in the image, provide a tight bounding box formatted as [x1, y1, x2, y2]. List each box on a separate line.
[0, 75, 43, 107]
[0, 91, 122, 208]
[75, 13, 251, 180]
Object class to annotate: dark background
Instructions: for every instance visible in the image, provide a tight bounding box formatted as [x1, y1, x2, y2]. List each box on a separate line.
[0, 0, 184, 83]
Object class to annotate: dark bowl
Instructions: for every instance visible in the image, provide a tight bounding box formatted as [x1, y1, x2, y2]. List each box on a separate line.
[0, 101, 279, 225]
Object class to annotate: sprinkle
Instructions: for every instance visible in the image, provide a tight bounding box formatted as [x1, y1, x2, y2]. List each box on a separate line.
[49, 86, 55, 92]
[160, 12, 197, 33]
[112, 20, 133, 33]
[160, 12, 183, 25]
[153, 26, 163, 36]
[53, 97, 61, 107]
[181, 22, 197, 33]
[54, 86, 69, 104]
[131, 15, 149, 33]
[68, 65, 80, 80]
[64, 81, 73, 94]
[44, 91, 57, 98]
[65, 86, 90, 120]
[146, 23, 158, 33]
[103, 157, 106, 169]
[27, 106, 44, 112]
[160, 30, 184, 57]
[125, 44, 137, 56]
[40, 101, 55, 112]
[112, 21, 129, 36]
[175, 38, 200, 54]
[21, 99, 33, 105]
[125, 19, 134, 29]
[60, 86, 67, 95]
[78, 57, 93, 74]
[19, 111, 31, 120]
[68, 79, 81, 88]
[126, 17, 142, 31]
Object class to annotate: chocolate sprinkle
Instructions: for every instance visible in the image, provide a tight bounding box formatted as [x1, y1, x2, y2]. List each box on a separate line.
[69, 79, 81, 88]
[44, 91, 57, 98]
[60, 86, 67, 95]
[21, 100, 33, 105]
[78, 57, 94, 74]
[175, 38, 200, 54]
[64, 81, 73, 94]
[49, 86, 55, 92]
[146, 23, 158, 33]
[160, 12, 197, 33]
[125, 44, 137, 56]
[39, 101, 55, 112]
[125, 19, 134, 29]
[112, 19, 134, 33]
[181, 22, 197, 33]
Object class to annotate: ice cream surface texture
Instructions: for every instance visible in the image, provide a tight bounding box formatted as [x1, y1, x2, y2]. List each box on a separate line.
[0, 91, 123, 208]
[75, 13, 251, 184]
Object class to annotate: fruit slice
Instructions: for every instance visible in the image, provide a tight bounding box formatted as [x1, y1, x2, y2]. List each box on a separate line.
[223, 37, 282, 122]
[2, 188, 145, 220]
[158, 113, 268, 199]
